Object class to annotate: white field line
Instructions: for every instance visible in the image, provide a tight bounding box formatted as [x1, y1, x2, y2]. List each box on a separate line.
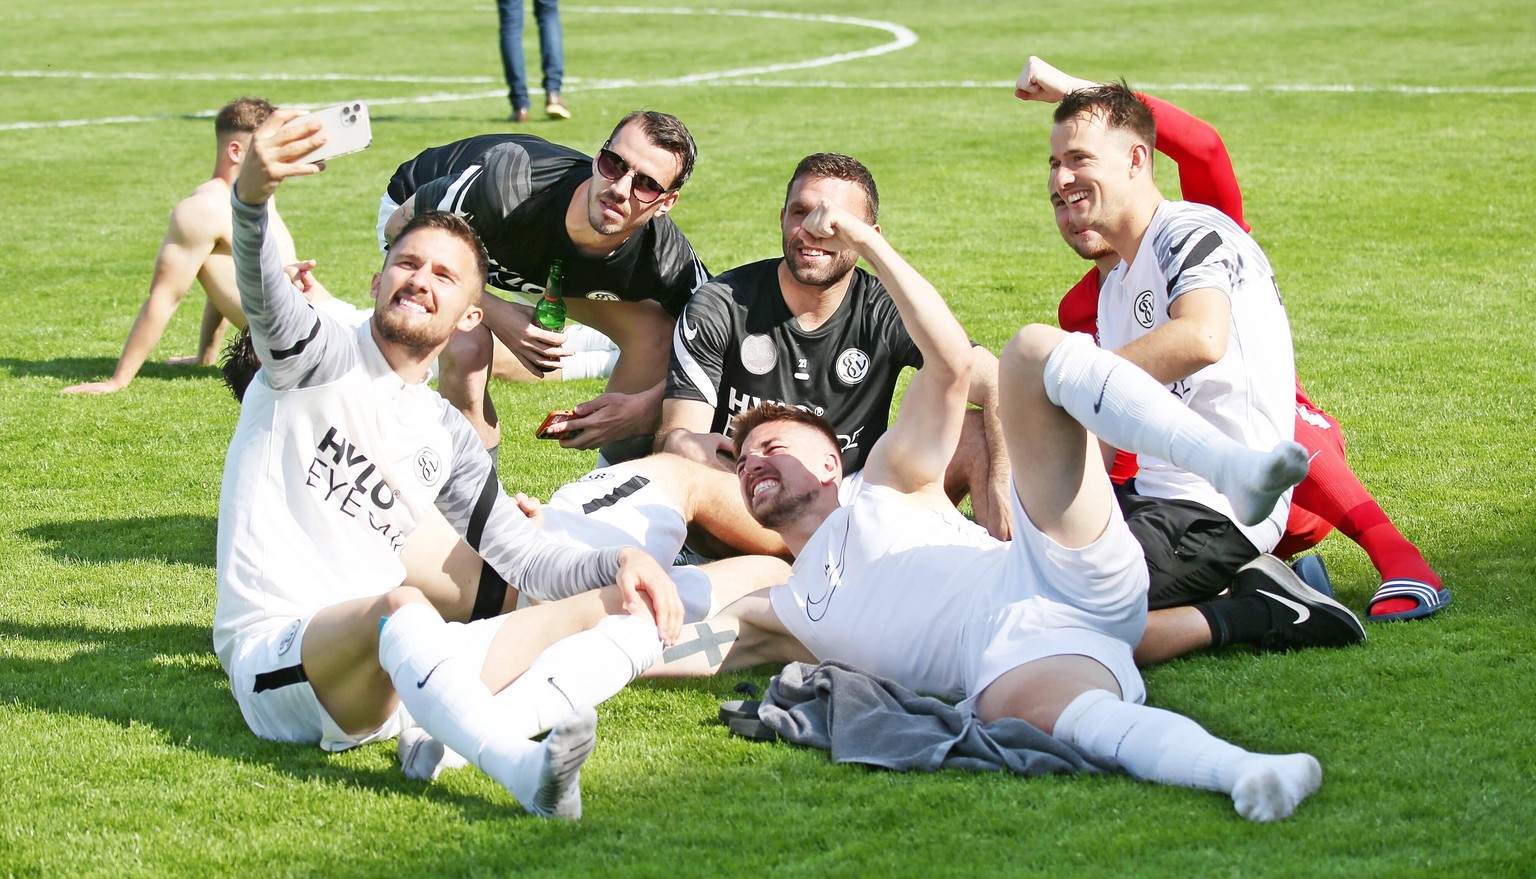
[0, 7, 915, 131]
[2, 4, 1531, 132]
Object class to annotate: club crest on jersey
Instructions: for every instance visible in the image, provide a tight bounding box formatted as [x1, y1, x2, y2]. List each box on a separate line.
[740, 334, 777, 375]
[1134, 290, 1157, 329]
[414, 448, 444, 488]
[834, 348, 871, 386]
[584, 290, 621, 302]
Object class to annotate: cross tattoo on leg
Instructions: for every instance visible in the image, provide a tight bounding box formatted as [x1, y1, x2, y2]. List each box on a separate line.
[662, 622, 738, 668]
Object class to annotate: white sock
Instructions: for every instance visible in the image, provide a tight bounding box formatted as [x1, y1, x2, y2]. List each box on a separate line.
[379, 603, 594, 816]
[1042, 333, 1308, 525]
[494, 614, 663, 739]
[565, 325, 620, 354]
[559, 350, 617, 381]
[519, 706, 599, 820]
[558, 326, 620, 381]
[1054, 689, 1321, 822]
[398, 726, 468, 781]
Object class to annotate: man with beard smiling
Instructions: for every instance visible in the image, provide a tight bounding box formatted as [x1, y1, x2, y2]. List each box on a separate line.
[380, 112, 708, 464]
[1018, 56, 1445, 629]
[659, 153, 1012, 541]
[643, 197, 1323, 823]
[215, 109, 681, 817]
[1036, 83, 1366, 661]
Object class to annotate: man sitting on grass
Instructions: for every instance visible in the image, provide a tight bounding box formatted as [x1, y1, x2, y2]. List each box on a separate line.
[215, 107, 682, 818]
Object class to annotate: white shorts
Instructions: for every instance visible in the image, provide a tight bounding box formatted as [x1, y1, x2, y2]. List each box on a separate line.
[538, 466, 714, 621]
[542, 465, 689, 564]
[958, 485, 1149, 714]
[227, 613, 508, 752]
[226, 615, 410, 752]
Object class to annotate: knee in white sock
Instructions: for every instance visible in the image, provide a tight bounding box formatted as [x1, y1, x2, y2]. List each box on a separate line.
[1052, 688, 1126, 771]
[1040, 331, 1102, 410]
[591, 614, 665, 677]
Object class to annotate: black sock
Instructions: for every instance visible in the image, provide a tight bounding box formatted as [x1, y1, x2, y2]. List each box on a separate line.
[1198, 594, 1275, 648]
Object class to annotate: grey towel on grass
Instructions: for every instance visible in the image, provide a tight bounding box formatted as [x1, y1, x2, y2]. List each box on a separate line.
[758, 660, 1095, 775]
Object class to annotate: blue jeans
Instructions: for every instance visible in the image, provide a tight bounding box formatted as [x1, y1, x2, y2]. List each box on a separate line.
[497, 0, 564, 111]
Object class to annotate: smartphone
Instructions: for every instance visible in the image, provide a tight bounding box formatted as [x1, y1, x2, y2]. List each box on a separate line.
[535, 409, 583, 440]
[296, 101, 372, 163]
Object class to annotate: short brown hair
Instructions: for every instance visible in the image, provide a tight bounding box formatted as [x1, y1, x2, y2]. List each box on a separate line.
[607, 110, 697, 191]
[389, 210, 490, 296]
[220, 327, 260, 403]
[1054, 82, 1156, 153]
[731, 402, 842, 462]
[785, 153, 879, 224]
[215, 97, 276, 140]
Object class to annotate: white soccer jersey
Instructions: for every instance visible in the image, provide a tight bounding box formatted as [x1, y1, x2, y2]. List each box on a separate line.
[215, 197, 621, 672]
[1098, 201, 1296, 550]
[214, 321, 461, 668]
[770, 484, 1004, 701]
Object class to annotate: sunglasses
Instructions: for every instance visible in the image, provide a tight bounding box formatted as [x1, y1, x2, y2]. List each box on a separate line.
[594, 146, 674, 204]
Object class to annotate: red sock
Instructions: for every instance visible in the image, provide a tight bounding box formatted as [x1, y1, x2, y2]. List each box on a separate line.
[1289, 407, 1441, 615]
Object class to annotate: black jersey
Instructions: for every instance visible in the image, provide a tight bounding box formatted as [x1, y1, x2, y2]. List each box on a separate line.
[386, 134, 707, 315]
[665, 259, 922, 472]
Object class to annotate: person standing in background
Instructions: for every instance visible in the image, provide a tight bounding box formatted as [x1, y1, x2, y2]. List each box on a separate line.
[499, 0, 569, 123]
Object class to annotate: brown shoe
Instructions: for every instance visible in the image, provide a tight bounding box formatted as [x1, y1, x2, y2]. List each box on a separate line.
[508, 108, 531, 123]
[545, 94, 571, 120]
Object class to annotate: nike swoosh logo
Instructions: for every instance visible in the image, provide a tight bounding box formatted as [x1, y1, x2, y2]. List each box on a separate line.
[1093, 365, 1118, 414]
[417, 659, 448, 689]
[681, 313, 699, 342]
[1257, 589, 1310, 625]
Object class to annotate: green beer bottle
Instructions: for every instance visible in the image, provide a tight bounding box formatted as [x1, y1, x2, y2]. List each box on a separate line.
[534, 259, 566, 331]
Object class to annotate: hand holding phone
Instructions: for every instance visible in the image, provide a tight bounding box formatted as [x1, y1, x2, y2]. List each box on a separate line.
[295, 101, 372, 163]
[535, 409, 583, 440]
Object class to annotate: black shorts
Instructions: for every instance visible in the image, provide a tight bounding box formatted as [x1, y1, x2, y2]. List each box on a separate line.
[1116, 482, 1260, 609]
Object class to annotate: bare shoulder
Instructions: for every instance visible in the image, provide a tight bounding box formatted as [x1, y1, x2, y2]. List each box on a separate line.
[169, 179, 234, 244]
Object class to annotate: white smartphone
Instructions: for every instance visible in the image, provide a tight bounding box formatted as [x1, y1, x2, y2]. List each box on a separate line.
[296, 101, 372, 163]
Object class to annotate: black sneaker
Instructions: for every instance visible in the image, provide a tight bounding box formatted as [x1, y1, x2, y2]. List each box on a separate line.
[1236, 554, 1367, 652]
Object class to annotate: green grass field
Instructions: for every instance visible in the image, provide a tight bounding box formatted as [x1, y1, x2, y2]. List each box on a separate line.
[3, 0, 1535, 876]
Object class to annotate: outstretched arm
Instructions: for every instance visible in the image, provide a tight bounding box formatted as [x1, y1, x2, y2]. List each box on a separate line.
[62, 198, 221, 394]
[230, 108, 352, 392]
[1017, 55, 1248, 229]
[799, 202, 972, 494]
[1139, 93, 1247, 229]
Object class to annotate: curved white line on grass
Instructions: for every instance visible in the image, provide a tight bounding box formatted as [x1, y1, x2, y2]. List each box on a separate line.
[570, 7, 916, 83]
[0, 7, 917, 130]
